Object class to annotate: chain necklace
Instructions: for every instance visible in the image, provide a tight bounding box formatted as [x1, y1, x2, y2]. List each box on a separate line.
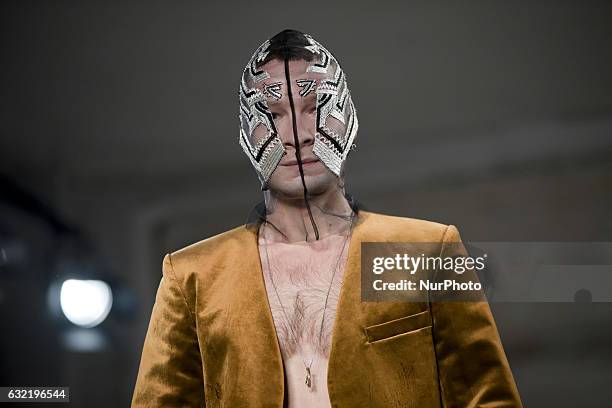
[260, 214, 355, 389]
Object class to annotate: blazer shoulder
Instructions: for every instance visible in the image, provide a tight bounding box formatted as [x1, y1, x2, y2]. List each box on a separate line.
[167, 224, 253, 272]
[360, 210, 452, 242]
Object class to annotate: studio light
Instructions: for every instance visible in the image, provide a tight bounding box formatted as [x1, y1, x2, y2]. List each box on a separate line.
[59, 279, 113, 328]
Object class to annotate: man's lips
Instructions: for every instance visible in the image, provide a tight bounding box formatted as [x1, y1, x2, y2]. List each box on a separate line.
[281, 157, 319, 166]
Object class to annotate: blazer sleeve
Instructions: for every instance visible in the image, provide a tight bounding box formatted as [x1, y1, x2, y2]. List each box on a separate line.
[429, 225, 522, 408]
[131, 253, 205, 407]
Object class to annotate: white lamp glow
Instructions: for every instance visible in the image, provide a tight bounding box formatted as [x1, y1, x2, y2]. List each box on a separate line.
[60, 279, 113, 328]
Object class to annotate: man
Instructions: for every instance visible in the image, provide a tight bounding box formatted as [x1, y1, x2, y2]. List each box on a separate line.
[132, 29, 522, 407]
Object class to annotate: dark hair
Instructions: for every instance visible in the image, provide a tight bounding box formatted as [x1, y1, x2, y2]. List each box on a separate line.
[257, 29, 316, 66]
[244, 191, 364, 232]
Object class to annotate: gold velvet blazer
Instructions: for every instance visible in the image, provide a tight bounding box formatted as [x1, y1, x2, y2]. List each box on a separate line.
[132, 210, 522, 407]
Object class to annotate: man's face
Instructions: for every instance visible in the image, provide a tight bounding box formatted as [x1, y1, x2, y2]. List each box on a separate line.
[256, 58, 339, 199]
[239, 33, 358, 191]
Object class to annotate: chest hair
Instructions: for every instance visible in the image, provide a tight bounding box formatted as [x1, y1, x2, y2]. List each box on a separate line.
[261, 241, 348, 359]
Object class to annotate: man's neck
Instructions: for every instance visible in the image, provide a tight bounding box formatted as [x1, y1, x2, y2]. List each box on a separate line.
[262, 187, 353, 243]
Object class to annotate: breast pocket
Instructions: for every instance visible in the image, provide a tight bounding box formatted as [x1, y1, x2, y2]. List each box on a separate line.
[364, 309, 432, 343]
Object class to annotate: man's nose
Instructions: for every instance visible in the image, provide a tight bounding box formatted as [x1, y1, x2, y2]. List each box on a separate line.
[281, 111, 314, 151]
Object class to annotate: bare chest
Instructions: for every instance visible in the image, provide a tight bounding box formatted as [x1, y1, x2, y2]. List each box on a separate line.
[258, 238, 350, 359]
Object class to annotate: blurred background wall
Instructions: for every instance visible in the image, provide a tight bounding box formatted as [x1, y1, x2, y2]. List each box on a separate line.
[1, 1, 611, 406]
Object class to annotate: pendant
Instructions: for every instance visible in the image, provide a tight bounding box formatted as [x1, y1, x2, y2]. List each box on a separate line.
[305, 367, 312, 388]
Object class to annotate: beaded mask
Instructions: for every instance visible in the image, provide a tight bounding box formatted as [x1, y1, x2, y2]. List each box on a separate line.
[238, 30, 358, 186]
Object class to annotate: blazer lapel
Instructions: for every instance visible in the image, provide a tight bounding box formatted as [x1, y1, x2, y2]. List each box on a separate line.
[326, 210, 370, 400]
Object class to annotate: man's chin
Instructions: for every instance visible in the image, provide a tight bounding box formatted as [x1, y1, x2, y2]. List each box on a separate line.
[268, 175, 337, 199]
